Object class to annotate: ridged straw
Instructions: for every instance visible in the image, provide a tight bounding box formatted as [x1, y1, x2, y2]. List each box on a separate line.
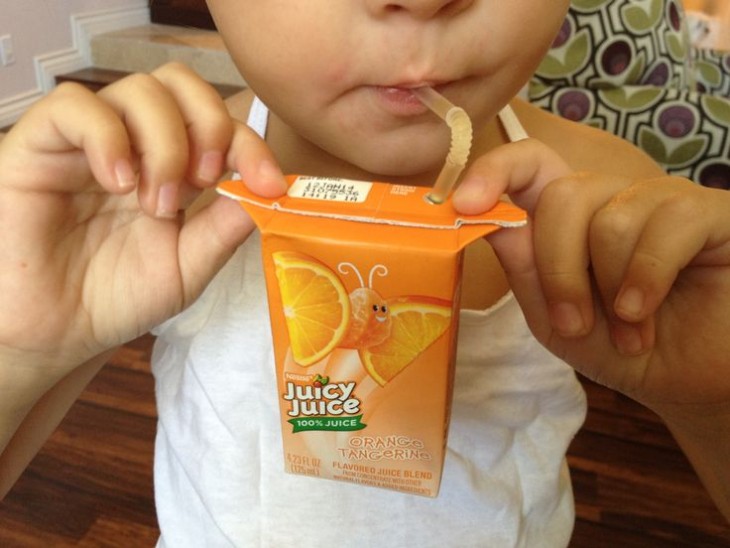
[412, 86, 473, 205]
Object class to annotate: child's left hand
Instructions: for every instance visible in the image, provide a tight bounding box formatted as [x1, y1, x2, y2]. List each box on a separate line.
[452, 139, 730, 418]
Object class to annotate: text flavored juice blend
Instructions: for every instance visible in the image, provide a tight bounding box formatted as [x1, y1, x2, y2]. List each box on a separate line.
[218, 176, 526, 496]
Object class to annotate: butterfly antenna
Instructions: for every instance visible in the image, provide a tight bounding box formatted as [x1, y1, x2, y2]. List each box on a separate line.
[368, 265, 389, 289]
[337, 262, 365, 288]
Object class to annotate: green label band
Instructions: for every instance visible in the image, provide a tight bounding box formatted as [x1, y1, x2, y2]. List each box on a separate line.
[288, 415, 367, 433]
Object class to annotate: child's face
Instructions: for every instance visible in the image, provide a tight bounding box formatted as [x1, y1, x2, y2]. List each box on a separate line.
[209, 0, 569, 180]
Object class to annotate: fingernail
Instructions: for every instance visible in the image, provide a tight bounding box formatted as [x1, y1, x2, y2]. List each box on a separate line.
[611, 322, 645, 356]
[452, 176, 489, 214]
[197, 150, 224, 184]
[549, 302, 586, 337]
[156, 183, 179, 219]
[454, 176, 485, 198]
[259, 160, 287, 194]
[115, 159, 137, 191]
[616, 287, 645, 320]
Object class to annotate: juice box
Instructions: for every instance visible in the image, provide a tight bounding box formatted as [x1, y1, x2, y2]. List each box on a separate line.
[217, 175, 526, 497]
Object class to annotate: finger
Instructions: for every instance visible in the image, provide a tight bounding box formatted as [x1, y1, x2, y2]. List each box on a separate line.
[177, 195, 257, 307]
[227, 120, 288, 198]
[151, 63, 233, 188]
[452, 140, 571, 341]
[613, 182, 730, 322]
[588, 182, 660, 321]
[485, 224, 554, 342]
[588, 192, 649, 355]
[99, 73, 190, 218]
[533, 173, 631, 337]
[2, 82, 136, 194]
[588, 178, 699, 355]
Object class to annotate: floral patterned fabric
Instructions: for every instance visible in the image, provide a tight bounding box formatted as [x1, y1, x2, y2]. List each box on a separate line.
[693, 48, 730, 97]
[529, 0, 730, 189]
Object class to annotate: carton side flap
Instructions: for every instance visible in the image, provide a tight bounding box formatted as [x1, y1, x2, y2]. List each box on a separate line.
[218, 184, 277, 229]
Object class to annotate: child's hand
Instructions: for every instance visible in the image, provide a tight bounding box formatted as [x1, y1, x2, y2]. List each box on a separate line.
[452, 139, 730, 417]
[0, 63, 286, 373]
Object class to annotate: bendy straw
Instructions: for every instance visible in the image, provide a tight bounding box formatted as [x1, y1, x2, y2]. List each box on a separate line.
[412, 86, 473, 205]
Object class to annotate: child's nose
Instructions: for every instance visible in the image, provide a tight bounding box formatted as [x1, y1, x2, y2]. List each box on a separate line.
[368, 0, 473, 19]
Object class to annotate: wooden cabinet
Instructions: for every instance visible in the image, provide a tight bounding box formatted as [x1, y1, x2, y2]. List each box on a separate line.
[150, 0, 215, 30]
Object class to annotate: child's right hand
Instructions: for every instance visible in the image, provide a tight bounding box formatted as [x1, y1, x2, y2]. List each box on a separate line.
[0, 63, 286, 374]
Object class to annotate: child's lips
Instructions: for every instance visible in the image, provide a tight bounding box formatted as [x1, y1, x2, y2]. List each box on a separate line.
[371, 85, 434, 116]
[371, 80, 455, 117]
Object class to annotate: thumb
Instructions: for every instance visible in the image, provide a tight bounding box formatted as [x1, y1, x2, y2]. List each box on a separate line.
[451, 138, 571, 280]
[227, 121, 288, 199]
[177, 195, 256, 307]
[452, 138, 572, 216]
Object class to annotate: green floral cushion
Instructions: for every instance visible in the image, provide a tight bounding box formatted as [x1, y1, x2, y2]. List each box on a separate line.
[529, 0, 730, 189]
[693, 48, 730, 96]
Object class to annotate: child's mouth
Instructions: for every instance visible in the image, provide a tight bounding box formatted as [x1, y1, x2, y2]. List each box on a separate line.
[372, 85, 431, 116]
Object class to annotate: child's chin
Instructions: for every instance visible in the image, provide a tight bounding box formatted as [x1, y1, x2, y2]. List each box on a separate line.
[356, 154, 444, 184]
[330, 139, 438, 177]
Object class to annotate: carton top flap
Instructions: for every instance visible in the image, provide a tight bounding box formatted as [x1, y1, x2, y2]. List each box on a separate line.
[218, 176, 527, 231]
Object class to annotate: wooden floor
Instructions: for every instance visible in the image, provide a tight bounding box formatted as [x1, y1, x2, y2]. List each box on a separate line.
[1, 334, 729, 547]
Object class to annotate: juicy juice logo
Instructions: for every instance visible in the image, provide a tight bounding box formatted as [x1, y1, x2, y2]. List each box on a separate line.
[283, 375, 367, 433]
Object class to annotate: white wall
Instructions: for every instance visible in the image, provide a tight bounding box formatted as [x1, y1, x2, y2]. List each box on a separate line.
[0, 0, 150, 126]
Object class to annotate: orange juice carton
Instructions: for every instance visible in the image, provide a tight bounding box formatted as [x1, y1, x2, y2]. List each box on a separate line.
[217, 175, 526, 497]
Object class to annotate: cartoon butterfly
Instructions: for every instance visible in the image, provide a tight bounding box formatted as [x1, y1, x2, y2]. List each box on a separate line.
[272, 251, 452, 386]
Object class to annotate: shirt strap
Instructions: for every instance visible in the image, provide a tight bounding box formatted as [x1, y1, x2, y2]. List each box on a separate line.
[247, 95, 270, 139]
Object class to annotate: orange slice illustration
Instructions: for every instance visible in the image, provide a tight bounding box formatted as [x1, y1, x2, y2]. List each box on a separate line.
[273, 252, 351, 366]
[360, 297, 452, 386]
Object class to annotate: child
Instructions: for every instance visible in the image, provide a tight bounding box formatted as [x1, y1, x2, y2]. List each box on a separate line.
[1, 0, 729, 545]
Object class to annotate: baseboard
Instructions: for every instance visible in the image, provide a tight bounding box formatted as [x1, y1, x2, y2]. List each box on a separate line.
[0, 89, 43, 130]
[0, 3, 150, 128]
